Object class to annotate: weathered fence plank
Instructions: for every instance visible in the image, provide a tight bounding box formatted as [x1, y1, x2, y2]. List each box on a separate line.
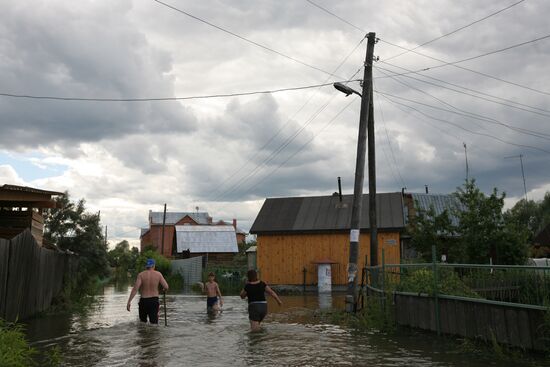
[391, 292, 548, 352]
[1, 229, 74, 321]
[0, 238, 9, 319]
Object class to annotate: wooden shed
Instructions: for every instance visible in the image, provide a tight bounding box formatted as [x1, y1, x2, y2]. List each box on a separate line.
[249, 193, 405, 287]
[0, 185, 64, 245]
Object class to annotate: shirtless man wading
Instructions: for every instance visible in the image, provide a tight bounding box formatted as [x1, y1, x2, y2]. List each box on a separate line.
[126, 258, 169, 324]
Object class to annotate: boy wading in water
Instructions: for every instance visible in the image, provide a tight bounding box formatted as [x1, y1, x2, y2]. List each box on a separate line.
[240, 269, 282, 331]
[204, 272, 224, 312]
[127, 258, 169, 324]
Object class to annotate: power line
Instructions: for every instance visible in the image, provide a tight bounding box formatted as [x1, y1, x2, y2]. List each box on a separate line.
[213, 93, 336, 201]
[374, 68, 550, 140]
[373, 78, 406, 188]
[381, 93, 494, 157]
[305, 0, 526, 65]
[381, 33, 550, 73]
[305, 0, 366, 33]
[377, 92, 550, 155]
[374, 62, 550, 117]
[0, 81, 359, 102]
[207, 37, 366, 199]
[246, 98, 357, 195]
[383, 0, 526, 62]
[153, 0, 342, 78]
[377, 38, 550, 97]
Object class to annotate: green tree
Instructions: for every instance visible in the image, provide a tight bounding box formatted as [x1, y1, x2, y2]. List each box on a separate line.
[107, 240, 139, 278]
[454, 180, 528, 265]
[407, 206, 459, 262]
[44, 193, 109, 285]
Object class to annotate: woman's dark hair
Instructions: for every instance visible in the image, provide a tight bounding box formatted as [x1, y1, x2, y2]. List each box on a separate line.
[247, 269, 258, 282]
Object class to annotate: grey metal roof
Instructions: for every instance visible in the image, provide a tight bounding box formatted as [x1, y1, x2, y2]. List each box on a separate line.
[250, 193, 405, 234]
[410, 193, 462, 226]
[149, 211, 210, 225]
[175, 225, 238, 253]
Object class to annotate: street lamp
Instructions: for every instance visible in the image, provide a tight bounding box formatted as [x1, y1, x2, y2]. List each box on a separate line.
[333, 82, 362, 97]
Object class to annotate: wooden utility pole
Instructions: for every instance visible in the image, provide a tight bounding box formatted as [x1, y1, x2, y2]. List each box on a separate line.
[161, 203, 167, 256]
[104, 225, 108, 248]
[346, 32, 376, 312]
[463, 143, 469, 180]
[505, 154, 528, 201]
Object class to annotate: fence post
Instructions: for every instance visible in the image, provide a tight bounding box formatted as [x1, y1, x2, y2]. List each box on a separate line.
[431, 245, 441, 335]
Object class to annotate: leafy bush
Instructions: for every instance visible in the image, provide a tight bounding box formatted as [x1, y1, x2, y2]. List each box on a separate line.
[134, 249, 171, 277]
[0, 319, 35, 367]
[397, 268, 479, 298]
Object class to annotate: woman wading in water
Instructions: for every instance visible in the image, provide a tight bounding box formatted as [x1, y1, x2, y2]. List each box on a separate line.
[240, 269, 282, 331]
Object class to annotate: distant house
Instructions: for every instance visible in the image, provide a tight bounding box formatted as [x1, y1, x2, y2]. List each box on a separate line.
[0, 184, 64, 245]
[250, 193, 405, 287]
[175, 225, 239, 265]
[140, 210, 245, 259]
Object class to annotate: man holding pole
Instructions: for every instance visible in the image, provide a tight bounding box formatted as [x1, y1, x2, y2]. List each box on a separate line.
[127, 258, 169, 324]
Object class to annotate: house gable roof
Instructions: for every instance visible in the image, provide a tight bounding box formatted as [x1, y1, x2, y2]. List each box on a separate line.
[149, 211, 210, 225]
[250, 192, 405, 234]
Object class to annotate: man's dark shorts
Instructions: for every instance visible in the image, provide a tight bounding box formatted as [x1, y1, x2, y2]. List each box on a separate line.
[139, 297, 159, 324]
[248, 302, 267, 322]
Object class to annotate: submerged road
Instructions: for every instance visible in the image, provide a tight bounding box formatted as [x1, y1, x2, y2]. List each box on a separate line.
[25, 286, 547, 366]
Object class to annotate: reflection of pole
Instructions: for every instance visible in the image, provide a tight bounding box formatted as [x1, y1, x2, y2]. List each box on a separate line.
[161, 203, 167, 256]
[346, 32, 376, 313]
[463, 143, 469, 181]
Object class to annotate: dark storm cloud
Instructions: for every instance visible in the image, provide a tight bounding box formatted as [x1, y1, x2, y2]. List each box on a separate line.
[0, 0, 196, 150]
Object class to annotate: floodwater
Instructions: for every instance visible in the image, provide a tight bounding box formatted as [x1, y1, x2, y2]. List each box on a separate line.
[25, 286, 547, 367]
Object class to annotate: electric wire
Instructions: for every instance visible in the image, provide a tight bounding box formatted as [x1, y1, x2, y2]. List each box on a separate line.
[153, 0, 343, 78]
[374, 62, 550, 117]
[0, 81, 356, 102]
[374, 67, 550, 140]
[377, 38, 550, 97]
[246, 98, 357, 195]
[207, 37, 366, 199]
[373, 78, 407, 188]
[376, 92, 550, 155]
[381, 33, 550, 73]
[383, 0, 526, 62]
[373, 86, 550, 141]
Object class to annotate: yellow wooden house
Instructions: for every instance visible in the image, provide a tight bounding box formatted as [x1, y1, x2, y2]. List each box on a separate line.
[250, 192, 405, 287]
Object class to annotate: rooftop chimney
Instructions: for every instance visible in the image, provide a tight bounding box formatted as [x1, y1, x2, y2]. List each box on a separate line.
[337, 177, 343, 202]
[232, 218, 237, 229]
[425, 185, 429, 194]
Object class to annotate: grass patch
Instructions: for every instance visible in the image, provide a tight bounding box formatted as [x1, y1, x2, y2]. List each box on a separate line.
[0, 319, 62, 367]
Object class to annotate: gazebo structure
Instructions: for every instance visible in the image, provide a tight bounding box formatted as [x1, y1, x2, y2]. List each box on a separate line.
[0, 184, 64, 245]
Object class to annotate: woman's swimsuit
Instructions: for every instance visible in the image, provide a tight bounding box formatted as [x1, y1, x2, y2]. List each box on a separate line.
[244, 281, 268, 321]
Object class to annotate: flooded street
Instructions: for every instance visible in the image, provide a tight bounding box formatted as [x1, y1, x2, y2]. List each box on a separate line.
[25, 286, 547, 367]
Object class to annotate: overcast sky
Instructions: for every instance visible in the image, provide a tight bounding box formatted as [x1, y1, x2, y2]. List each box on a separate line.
[1, 0, 549, 248]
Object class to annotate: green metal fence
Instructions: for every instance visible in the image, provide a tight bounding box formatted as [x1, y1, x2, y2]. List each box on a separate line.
[367, 249, 550, 306]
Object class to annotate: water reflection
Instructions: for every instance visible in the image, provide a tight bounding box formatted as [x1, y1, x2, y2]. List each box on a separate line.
[318, 292, 332, 310]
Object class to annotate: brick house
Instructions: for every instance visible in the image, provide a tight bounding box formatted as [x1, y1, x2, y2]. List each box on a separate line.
[140, 211, 246, 259]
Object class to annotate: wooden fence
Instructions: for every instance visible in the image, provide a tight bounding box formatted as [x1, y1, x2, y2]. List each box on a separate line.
[366, 288, 548, 352]
[0, 229, 77, 321]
